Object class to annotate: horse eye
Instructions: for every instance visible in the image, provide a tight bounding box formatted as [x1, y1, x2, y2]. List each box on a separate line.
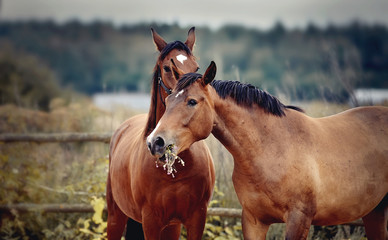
[187, 99, 197, 106]
[163, 66, 171, 72]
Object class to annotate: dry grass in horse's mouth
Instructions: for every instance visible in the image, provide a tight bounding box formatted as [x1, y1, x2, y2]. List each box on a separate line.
[155, 144, 185, 178]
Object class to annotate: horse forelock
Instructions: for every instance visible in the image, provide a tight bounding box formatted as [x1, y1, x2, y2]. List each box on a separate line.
[159, 41, 192, 61]
[176, 73, 202, 91]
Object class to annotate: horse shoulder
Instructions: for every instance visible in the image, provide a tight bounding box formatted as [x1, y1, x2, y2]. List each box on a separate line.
[109, 114, 149, 220]
[110, 114, 147, 156]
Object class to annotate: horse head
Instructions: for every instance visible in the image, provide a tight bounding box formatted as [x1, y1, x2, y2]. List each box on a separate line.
[145, 27, 200, 137]
[147, 61, 217, 158]
[152, 27, 199, 96]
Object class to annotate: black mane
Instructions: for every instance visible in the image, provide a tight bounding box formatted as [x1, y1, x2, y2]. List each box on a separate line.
[176, 74, 303, 117]
[211, 80, 290, 116]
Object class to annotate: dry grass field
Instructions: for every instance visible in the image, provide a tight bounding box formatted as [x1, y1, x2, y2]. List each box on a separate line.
[1, 98, 381, 239]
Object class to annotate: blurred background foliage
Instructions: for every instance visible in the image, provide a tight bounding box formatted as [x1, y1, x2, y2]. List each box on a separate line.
[0, 20, 387, 109]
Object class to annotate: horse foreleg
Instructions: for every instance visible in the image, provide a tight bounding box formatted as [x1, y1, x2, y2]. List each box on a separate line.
[241, 209, 269, 240]
[161, 224, 181, 240]
[362, 194, 388, 240]
[284, 210, 312, 240]
[142, 210, 164, 240]
[106, 175, 128, 240]
[184, 207, 207, 240]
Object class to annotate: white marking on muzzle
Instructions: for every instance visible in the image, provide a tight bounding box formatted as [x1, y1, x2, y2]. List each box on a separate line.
[147, 122, 160, 145]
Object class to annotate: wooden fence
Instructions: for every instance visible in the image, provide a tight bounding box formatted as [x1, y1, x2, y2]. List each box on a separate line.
[0, 203, 365, 226]
[0, 133, 366, 227]
[0, 132, 112, 143]
[0, 204, 244, 219]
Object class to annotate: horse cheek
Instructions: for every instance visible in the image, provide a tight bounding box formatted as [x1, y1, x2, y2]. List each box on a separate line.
[181, 107, 194, 127]
[191, 107, 213, 141]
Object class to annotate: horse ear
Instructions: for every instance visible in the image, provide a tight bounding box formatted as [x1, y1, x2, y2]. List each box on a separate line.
[202, 61, 217, 86]
[170, 59, 185, 82]
[185, 27, 196, 51]
[151, 28, 167, 52]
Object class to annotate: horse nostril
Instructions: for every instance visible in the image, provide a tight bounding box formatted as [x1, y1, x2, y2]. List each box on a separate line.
[155, 136, 165, 148]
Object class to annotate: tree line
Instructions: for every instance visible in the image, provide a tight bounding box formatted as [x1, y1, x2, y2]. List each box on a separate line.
[0, 20, 387, 109]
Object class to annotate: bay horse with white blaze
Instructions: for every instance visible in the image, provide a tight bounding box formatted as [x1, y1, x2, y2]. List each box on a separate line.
[147, 61, 388, 239]
[106, 29, 215, 240]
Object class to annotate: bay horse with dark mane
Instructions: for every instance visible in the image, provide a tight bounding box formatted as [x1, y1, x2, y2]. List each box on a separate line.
[147, 61, 388, 239]
[106, 29, 215, 240]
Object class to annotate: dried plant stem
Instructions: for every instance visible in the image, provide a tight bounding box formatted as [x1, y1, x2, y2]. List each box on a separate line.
[154, 145, 185, 178]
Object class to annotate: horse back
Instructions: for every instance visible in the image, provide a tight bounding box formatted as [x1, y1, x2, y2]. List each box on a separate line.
[347, 106, 388, 128]
[315, 106, 388, 175]
[316, 106, 388, 144]
[336, 106, 388, 148]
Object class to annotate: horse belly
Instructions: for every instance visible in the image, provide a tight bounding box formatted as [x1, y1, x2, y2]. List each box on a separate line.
[313, 190, 386, 226]
[313, 155, 388, 225]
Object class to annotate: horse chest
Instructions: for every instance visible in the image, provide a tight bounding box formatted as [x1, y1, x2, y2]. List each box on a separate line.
[232, 168, 288, 221]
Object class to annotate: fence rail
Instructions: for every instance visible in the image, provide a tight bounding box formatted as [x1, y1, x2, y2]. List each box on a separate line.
[0, 204, 242, 217]
[0, 204, 364, 226]
[0, 132, 112, 143]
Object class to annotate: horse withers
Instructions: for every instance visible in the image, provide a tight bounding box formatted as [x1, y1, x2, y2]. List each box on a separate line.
[106, 29, 215, 240]
[147, 61, 388, 240]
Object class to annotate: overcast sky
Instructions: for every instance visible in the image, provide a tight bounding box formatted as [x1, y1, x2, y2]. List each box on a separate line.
[2, 0, 388, 30]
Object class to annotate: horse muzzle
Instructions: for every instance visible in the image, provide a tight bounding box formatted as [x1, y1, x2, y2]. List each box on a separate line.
[147, 136, 168, 158]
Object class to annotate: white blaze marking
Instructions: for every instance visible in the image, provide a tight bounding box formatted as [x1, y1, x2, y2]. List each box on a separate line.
[175, 89, 184, 98]
[147, 122, 161, 144]
[176, 54, 187, 64]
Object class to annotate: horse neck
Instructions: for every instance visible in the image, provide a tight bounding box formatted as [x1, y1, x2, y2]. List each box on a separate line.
[144, 66, 167, 138]
[211, 89, 285, 162]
